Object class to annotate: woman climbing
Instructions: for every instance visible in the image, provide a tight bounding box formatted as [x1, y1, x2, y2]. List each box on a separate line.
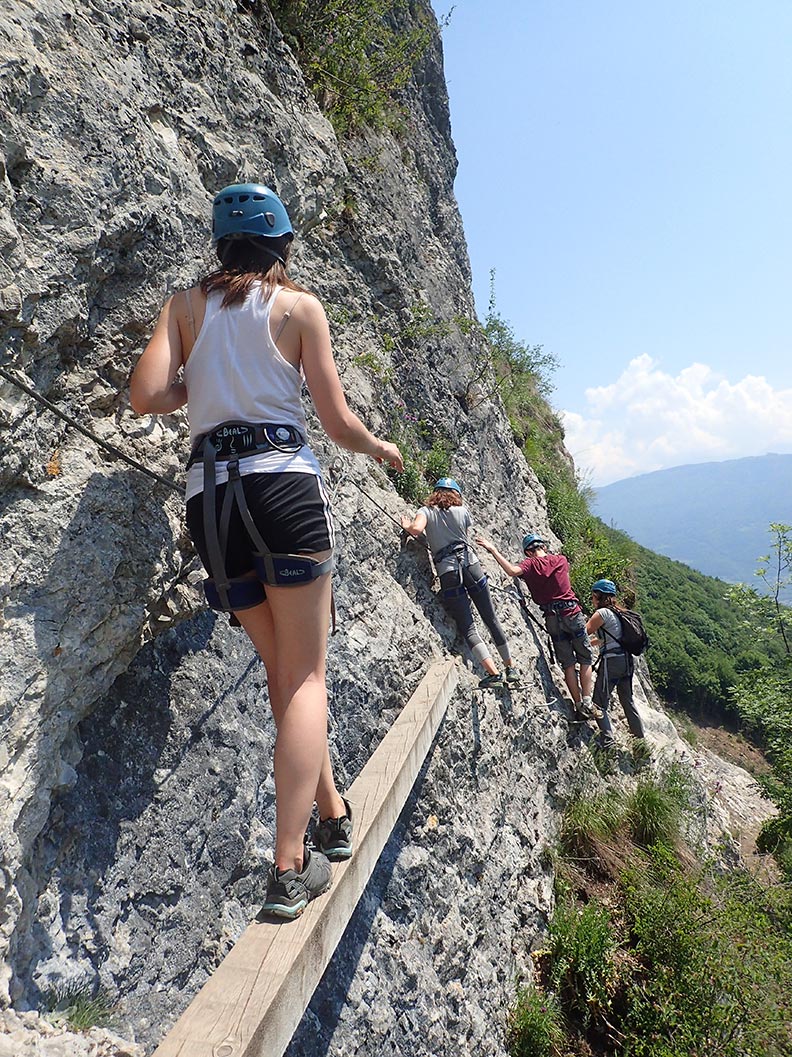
[586, 579, 646, 750]
[401, 478, 518, 688]
[130, 182, 403, 918]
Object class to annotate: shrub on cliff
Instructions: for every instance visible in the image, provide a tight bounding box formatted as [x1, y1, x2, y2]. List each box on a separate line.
[269, 0, 433, 134]
[509, 780, 792, 1057]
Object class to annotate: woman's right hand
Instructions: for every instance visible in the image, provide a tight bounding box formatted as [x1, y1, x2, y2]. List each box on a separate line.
[375, 441, 404, 472]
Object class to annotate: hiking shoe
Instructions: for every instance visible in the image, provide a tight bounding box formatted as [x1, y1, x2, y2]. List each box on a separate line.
[478, 673, 504, 689]
[314, 797, 353, 860]
[575, 697, 596, 720]
[505, 666, 521, 685]
[599, 734, 618, 754]
[261, 846, 332, 920]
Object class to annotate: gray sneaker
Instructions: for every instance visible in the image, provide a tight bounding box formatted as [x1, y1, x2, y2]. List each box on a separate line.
[314, 797, 353, 860]
[262, 846, 332, 920]
[575, 697, 597, 720]
[478, 672, 504, 689]
[505, 666, 521, 685]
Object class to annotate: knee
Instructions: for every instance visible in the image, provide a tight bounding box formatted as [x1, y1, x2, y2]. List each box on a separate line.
[269, 662, 326, 705]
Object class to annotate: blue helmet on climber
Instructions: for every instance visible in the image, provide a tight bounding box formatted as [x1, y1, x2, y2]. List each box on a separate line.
[212, 183, 294, 242]
[522, 533, 545, 553]
[434, 477, 462, 494]
[591, 578, 617, 596]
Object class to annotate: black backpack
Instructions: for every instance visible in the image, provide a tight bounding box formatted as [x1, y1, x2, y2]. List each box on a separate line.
[614, 609, 650, 656]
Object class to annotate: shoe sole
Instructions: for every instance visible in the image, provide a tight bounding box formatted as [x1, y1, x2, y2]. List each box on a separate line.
[261, 879, 332, 920]
[318, 846, 353, 860]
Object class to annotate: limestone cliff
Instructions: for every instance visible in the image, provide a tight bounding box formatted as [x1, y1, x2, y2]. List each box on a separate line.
[0, 2, 774, 1055]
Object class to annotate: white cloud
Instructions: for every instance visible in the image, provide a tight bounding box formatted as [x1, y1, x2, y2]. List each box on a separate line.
[561, 354, 792, 486]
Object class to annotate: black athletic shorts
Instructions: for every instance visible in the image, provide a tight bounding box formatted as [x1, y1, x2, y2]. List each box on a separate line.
[186, 471, 334, 581]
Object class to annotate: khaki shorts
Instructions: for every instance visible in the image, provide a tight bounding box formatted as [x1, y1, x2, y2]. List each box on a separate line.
[545, 609, 594, 669]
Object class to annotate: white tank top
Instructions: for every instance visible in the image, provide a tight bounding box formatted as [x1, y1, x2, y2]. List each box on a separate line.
[183, 283, 321, 500]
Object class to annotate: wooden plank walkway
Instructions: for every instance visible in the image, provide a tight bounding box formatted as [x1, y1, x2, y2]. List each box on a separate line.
[153, 657, 458, 1057]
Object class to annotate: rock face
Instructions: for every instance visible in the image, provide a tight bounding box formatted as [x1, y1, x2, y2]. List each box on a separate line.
[0, 2, 775, 1055]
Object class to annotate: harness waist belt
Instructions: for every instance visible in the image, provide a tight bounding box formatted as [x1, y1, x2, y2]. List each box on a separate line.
[541, 598, 581, 614]
[434, 540, 469, 565]
[187, 421, 305, 469]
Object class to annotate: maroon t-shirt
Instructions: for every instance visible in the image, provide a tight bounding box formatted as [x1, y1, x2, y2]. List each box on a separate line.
[518, 553, 577, 606]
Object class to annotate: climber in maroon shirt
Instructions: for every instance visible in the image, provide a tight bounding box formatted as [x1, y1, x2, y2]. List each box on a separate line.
[476, 532, 596, 719]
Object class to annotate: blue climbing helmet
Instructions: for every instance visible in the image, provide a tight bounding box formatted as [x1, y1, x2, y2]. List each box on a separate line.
[434, 477, 462, 494]
[212, 183, 293, 242]
[522, 533, 545, 552]
[591, 578, 617, 596]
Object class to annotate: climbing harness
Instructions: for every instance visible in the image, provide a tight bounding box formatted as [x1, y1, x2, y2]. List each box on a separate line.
[434, 540, 478, 600]
[540, 598, 581, 617]
[189, 420, 332, 613]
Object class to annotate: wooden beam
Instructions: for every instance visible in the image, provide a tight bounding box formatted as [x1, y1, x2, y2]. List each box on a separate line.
[153, 658, 458, 1057]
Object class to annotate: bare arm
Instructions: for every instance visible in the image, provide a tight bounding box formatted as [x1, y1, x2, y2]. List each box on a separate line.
[586, 610, 605, 647]
[298, 296, 402, 470]
[401, 510, 427, 537]
[475, 537, 523, 578]
[130, 296, 188, 414]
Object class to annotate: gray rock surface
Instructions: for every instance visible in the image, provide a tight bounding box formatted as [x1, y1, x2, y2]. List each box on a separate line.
[0, 1007, 143, 1057]
[0, 2, 775, 1055]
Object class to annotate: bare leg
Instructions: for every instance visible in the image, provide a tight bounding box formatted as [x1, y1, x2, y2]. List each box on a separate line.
[244, 599, 344, 823]
[563, 664, 582, 704]
[235, 558, 343, 871]
[579, 663, 593, 699]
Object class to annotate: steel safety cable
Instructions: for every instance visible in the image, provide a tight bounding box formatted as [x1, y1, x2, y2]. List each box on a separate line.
[0, 365, 182, 495]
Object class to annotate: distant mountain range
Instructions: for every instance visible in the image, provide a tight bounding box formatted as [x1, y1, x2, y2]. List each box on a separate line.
[592, 454, 792, 592]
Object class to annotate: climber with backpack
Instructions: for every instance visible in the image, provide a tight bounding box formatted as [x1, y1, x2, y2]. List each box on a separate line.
[587, 579, 648, 750]
[130, 182, 403, 918]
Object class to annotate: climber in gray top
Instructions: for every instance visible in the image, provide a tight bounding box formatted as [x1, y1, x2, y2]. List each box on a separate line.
[402, 478, 518, 688]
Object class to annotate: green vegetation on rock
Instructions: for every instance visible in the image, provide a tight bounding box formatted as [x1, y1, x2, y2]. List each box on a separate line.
[269, 0, 433, 135]
[509, 773, 792, 1057]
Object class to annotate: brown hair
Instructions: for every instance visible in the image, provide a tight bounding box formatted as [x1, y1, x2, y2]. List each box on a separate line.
[425, 488, 463, 510]
[592, 592, 626, 612]
[200, 237, 309, 308]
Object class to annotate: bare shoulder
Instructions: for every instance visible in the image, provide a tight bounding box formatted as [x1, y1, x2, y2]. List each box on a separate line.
[165, 286, 201, 321]
[290, 290, 325, 320]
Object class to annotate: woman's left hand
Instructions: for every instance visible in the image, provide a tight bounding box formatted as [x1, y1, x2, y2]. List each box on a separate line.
[375, 441, 404, 472]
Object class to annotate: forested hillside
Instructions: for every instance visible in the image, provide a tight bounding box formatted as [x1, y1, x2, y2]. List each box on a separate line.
[609, 527, 788, 717]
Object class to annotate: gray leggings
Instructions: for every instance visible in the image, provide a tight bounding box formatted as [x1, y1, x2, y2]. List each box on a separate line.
[593, 651, 645, 738]
[439, 561, 510, 665]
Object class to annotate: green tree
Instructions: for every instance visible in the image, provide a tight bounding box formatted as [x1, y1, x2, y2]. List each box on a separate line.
[729, 524, 792, 877]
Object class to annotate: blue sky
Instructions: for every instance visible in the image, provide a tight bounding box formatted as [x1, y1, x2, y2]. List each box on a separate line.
[432, 1, 792, 484]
